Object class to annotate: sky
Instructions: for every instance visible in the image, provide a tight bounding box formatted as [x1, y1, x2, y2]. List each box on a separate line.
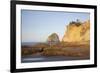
[21, 10, 90, 42]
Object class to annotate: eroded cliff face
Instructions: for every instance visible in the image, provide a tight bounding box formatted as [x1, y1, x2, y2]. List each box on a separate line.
[62, 20, 90, 43]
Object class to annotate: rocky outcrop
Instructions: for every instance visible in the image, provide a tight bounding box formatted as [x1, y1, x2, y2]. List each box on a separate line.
[62, 20, 90, 42]
[47, 33, 60, 45]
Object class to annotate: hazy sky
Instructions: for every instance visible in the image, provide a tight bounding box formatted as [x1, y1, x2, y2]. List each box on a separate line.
[21, 10, 90, 42]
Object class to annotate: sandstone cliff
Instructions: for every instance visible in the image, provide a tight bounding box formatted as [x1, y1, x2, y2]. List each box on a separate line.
[62, 20, 90, 43]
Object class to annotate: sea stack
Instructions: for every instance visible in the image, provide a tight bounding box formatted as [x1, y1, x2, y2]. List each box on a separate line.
[47, 33, 60, 45]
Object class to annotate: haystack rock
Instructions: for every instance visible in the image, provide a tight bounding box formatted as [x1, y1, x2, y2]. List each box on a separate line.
[47, 33, 60, 45]
[62, 20, 90, 42]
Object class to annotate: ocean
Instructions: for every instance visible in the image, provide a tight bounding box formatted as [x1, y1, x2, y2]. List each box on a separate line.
[21, 54, 89, 63]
